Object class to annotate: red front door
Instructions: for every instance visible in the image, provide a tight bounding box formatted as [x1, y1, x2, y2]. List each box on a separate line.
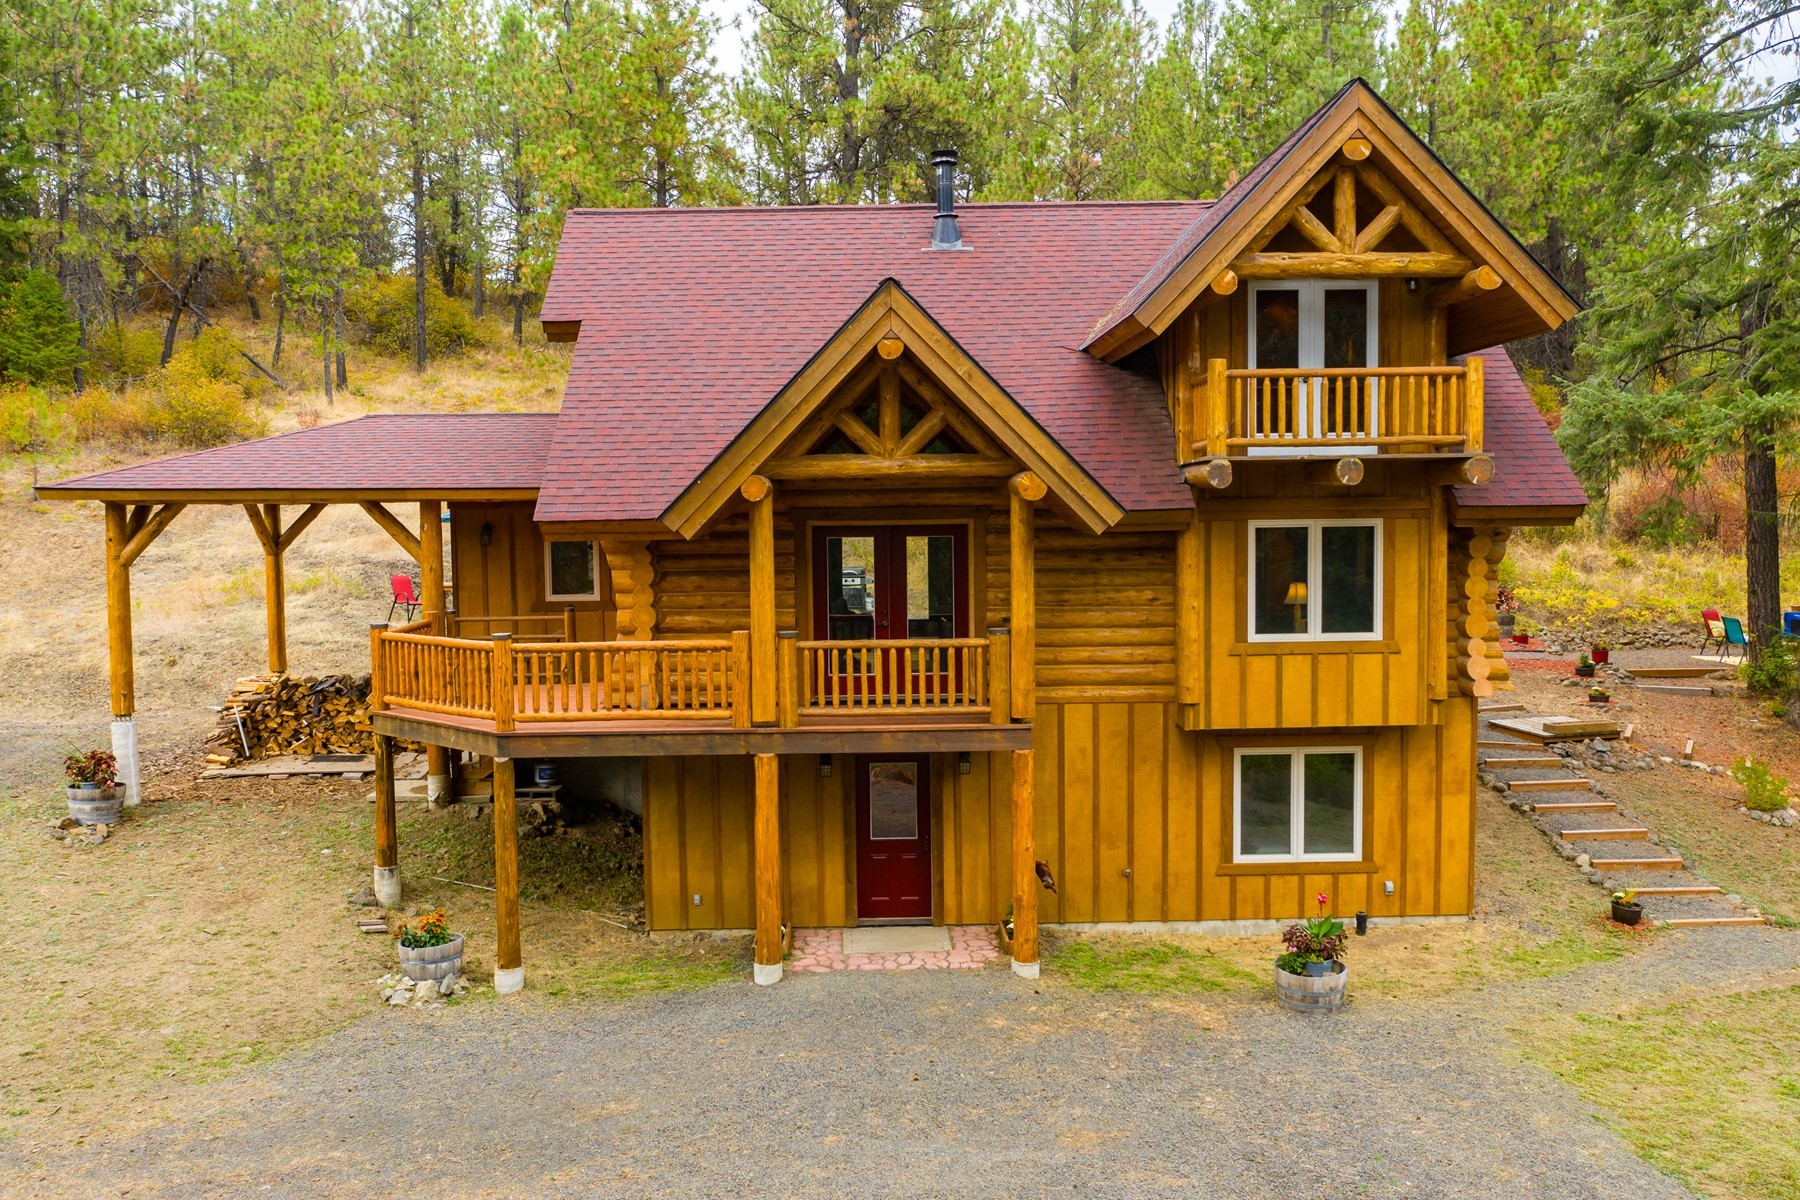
[855, 755, 933, 921]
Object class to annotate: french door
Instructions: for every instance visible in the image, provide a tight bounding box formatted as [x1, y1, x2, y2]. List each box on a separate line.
[1247, 279, 1379, 450]
[810, 525, 968, 704]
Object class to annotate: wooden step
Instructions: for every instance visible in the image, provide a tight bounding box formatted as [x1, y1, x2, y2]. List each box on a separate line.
[1635, 684, 1715, 696]
[1478, 738, 1530, 749]
[1627, 666, 1721, 679]
[1560, 827, 1650, 841]
[1591, 856, 1685, 871]
[1664, 916, 1767, 928]
[1506, 778, 1594, 793]
[1479, 702, 1528, 714]
[1529, 800, 1617, 813]
[1489, 715, 1622, 743]
[1627, 884, 1724, 896]
[1482, 755, 1565, 770]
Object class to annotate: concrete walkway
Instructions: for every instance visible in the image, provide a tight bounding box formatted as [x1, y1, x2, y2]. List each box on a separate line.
[16, 943, 1751, 1200]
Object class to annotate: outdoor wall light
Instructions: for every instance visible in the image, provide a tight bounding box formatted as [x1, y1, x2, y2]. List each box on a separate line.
[1383, 880, 1395, 896]
[1405, 277, 1420, 293]
[479, 521, 493, 547]
[819, 760, 833, 778]
[959, 752, 972, 775]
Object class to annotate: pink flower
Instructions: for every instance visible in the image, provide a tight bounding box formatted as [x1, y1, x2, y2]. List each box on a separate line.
[1316, 892, 1329, 907]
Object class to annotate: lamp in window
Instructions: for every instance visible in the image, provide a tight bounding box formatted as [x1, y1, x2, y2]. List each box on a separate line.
[1283, 580, 1308, 633]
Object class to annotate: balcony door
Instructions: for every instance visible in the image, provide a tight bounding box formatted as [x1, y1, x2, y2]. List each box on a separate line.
[1247, 279, 1379, 452]
[811, 525, 968, 706]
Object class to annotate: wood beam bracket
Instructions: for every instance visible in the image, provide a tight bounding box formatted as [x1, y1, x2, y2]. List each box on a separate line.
[119, 503, 186, 568]
[360, 501, 422, 562]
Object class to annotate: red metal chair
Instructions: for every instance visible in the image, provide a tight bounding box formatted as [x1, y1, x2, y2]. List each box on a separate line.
[389, 574, 420, 622]
[1699, 607, 1724, 656]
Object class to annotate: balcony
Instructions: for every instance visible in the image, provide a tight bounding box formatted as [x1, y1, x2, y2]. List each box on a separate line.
[367, 621, 1027, 757]
[1185, 359, 1486, 483]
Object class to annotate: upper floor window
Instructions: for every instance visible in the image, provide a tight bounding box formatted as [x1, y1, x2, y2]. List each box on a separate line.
[1250, 279, 1378, 372]
[1249, 519, 1380, 640]
[545, 539, 602, 602]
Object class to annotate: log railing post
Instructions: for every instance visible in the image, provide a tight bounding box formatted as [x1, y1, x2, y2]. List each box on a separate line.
[730, 630, 752, 729]
[987, 626, 1012, 725]
[417, 498, 452, 805]
[1464, 355, 1484, 454]
[1009, 472, 1045, 722]
[742, 475, 777, 725]
[491, 633, 515, 732]
[493, 755, 523, 994]
[777, 630, 799, 728]
[562, 604, 577, 644]
[752, 752, 783, 985]
[1206, 357, 1229, 459]
[368, 622, 388, 710]
[1010, 747, 1038, 978]
[372, 732, 401, 907]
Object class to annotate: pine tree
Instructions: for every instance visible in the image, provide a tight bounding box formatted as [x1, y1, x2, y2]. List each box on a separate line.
[1020, 0, 1152, 200]
[1132, 0, 1233, 199]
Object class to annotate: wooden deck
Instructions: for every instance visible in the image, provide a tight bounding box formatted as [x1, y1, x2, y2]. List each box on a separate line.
[373, 703, 1033, 757]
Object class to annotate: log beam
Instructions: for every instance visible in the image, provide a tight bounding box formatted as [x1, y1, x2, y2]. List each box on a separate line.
[1308, 457, 1365, 488]
[1231, 251, 1473, 279]
[1209, 268, 1238, 296]
[1183, 458, 1233, 490]
[493, 756, 523, 994]
[359, 501, 421, 561]
[743, 476, 777, 725]
[1427, 454, 1495, 486]
[601, 538, 656, 640]
[1429, 265, 1502, 309]
[1010, 748, 1038, 977]
[762, 455, 1017, 482]
[418, 500, 451, 803]
[1009, 472, 1045, 721]
[1341, 136, 1373, 161]
[753, 752, 783, 985]
[372, 732, 401, 907]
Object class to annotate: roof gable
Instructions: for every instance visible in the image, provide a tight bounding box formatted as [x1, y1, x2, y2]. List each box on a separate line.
[1084, 79, 1580, 361]
[664, 280, 1123, 536]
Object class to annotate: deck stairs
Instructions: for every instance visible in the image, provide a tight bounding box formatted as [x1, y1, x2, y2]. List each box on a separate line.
[1477, 708, 1766, 928]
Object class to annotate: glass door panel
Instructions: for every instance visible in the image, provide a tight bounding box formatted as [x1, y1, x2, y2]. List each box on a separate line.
[812, 526, 968, 705]
[823, 535, 878, 642]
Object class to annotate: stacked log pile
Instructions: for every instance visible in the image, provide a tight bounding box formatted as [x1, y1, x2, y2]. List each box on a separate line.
[205, 673, 381, 762]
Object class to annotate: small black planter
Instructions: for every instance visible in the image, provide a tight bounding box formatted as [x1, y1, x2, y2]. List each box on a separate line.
[1575, 664, 1597, 678]
[1611, 900, 1644, 926]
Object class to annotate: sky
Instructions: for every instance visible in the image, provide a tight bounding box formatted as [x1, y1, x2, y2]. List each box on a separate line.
[702, 0, 1191, 77]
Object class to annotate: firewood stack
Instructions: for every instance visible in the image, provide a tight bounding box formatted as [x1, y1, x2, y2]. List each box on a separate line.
[205, 673, 392, 762]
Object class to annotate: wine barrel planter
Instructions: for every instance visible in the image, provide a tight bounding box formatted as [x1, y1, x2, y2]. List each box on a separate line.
[1274, 960, 1347, 1013]
[996, 920, 1014, 956]
[66, 785, 122, 827]
[398, 933, 465, 983]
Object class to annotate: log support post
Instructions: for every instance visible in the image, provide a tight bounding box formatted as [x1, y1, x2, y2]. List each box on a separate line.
[743, 476, 777, 726]
[261, 505, 287, 673]
[104, 502, 139, 807]
[418, 499, 451, 805]
[776, 630, 799, 728]
[372, 731, 401, 907]
[987, 626, 1012, 724]
[1010, 748, 1038, 978]
[1175, 512, 1202, 710]
[493, 756, 523, 993]
[753, 752, 783, 985]
[1008, 472, 1045, 722]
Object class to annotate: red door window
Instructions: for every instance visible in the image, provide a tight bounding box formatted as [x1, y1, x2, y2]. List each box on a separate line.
[812, 525, 967, 643]
[855, 755, 933, 920]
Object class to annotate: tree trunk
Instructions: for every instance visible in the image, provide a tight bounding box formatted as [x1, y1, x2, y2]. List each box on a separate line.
[160, 257, 209, 366]
[334, 284, 348, 388]
[473, 260, 484, 317]
[322, 301, 335, 406]
[413, 147, 427, 371]
[273, 285, 286, 366]
[239, 242, 261, 321]
[1746, 420, 1781, 657]
[513, 291, 524, 347]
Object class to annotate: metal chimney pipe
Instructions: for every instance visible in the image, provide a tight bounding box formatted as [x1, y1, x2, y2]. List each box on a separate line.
[931, 149, 961, 249]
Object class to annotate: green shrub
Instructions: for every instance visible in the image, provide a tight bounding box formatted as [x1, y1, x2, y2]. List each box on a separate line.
[87, 324, 162, 380]
[131, 365, 267, 447]
[1739, 637, 1796, 696]
[0, 383, 66, 454]
[0, 270, 84, 384]
[1731, 757, 1792, 813]
[346, 274, 481, 358]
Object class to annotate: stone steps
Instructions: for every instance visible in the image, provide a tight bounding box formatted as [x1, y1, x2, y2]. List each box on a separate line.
[1590, 855, 1686, 871]
[1529, 800, 1618, 814]
[1560, 826, 1651, 841]
[1627, 884, 1724, 896]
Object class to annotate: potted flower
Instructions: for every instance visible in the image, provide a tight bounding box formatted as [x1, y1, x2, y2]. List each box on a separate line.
[1590, 642, 1611, 666]
[1575, 653, 1597, 678]
[64, 748, 121, 826]
[1610, 889, 1644, 926]
[1588, 685, 1611, 704]
[395, 907, 464, 984]
[1512, 614, 1534, 645]
[997, 905, 1015, 955]
[1495, 585, 1518, 640]
[1274, 893, 1348, 1013]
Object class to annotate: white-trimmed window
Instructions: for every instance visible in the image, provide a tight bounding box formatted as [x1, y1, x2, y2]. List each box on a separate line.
[1234, 747, 1363, 863]
[1248, 519, 1380, 640]
[544, 539, 602, 602]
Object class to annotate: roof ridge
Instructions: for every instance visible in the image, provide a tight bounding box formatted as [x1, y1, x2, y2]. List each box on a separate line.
[563, 199, 1215, 217]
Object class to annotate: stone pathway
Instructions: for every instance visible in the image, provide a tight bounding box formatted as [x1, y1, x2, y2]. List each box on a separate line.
[788, 924, 1000, 972]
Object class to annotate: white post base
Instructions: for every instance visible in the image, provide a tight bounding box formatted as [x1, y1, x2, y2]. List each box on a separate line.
[1011, 958, 1040, 980]
[494, 966, 525, 995]
[753, 961, 783, 986]
[111, 718, 140, 808]
[426, 774, 451, 807]
[373, 865, 401, 908]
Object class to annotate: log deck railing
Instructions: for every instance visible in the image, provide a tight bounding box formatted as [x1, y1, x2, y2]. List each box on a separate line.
[1196, 357, 1484, 457]
[370, 625, 1014, 732]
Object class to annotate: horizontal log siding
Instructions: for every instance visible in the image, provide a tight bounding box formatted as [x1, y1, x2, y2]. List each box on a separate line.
[650, 513, 796, 639]
[1030, 520, 1179, 705]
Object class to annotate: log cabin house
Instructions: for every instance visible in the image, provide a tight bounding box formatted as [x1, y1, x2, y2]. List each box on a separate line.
[44, 81, 1587, 992]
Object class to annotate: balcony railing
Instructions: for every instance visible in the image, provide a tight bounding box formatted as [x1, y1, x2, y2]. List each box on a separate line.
[1196, 358, 1483, 457]
[371, 625, 1012, 731]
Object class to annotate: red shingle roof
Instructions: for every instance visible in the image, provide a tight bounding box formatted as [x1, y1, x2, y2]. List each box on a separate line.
[536, 201, 1210, 522]
[41, 413, 556, 496]
[1456, 347, 1587, 511]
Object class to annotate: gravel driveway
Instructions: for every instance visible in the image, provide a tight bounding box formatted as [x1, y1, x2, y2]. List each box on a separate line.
[19, 942, 1745, 1200]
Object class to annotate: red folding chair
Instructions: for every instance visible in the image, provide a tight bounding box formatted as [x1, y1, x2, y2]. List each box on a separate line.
[389, 574, 420, 622]
[1699, 607, 1724, 656]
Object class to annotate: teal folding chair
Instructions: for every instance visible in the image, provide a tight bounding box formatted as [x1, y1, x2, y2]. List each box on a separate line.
[1721, 615, 1750, 661]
